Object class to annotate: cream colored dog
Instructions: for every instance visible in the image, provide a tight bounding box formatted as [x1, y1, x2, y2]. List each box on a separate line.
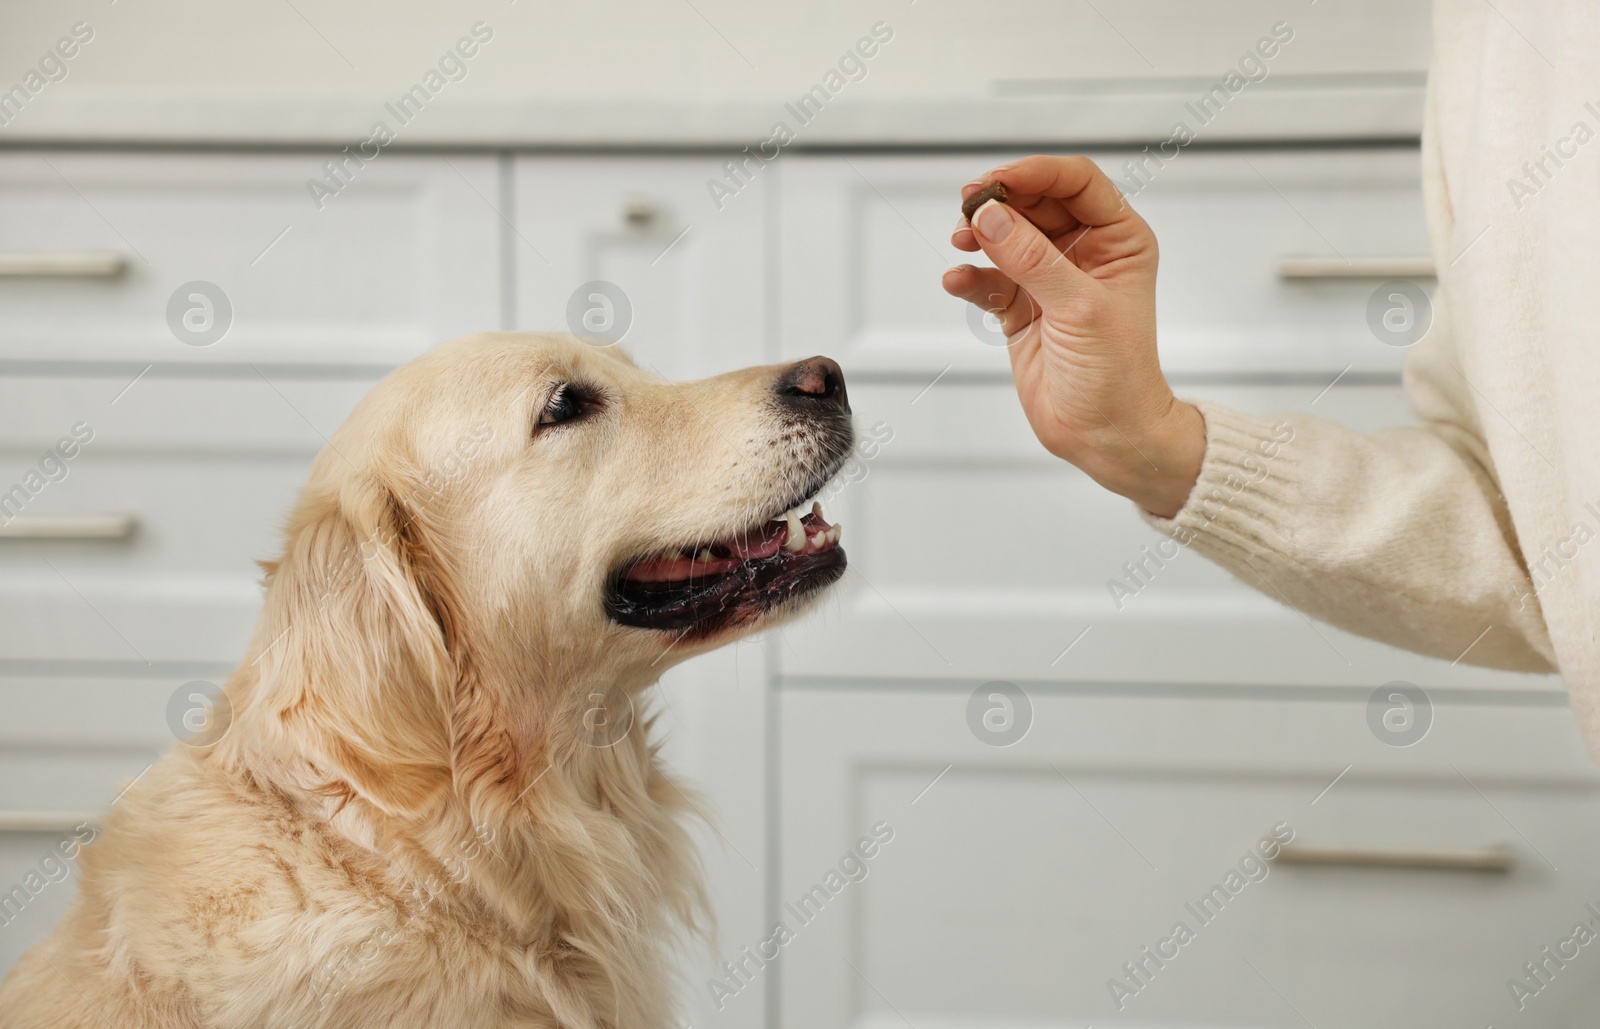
[0, 333, 853, 1028]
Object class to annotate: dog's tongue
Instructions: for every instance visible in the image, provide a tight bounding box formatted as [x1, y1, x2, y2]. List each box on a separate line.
[622, 511, 837, 583]
[726, 520, 789, 560]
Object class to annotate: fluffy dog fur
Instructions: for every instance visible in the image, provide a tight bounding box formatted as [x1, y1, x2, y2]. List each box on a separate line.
[0, 333, 851, 1028]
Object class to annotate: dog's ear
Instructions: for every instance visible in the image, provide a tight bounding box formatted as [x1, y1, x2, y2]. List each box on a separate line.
[252, 474, 456, 817]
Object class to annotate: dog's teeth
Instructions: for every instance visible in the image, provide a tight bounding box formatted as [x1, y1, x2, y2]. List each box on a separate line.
[696, 549, 714, 562]
[811, 500, 823, 520]
[783, 509, 806, 552]
[828, 523, 842, 544]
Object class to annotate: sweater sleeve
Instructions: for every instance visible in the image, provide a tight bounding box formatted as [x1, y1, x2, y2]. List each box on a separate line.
[1140, 57, 1559, 676]
[1140, 393, 1557, 673]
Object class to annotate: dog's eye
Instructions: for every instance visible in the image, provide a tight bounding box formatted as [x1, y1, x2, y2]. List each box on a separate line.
[537, 384, 595, 429]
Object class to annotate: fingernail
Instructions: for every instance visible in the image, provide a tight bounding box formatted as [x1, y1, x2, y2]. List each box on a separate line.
[972, 200, 1013, 242]
[953, 213, 970, 233]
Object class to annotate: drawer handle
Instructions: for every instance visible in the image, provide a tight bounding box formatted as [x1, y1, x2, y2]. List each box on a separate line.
[0, 811, 100, 833]
[0, 515, 137, 540]
[1278, 256, 1436, 280]
[0, 252, 127, 278]
[1278, 843, 1512, 873]
[623, 199, 658, 228]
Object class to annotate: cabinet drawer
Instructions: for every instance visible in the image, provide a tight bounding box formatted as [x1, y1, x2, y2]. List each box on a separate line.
[781, 378, 1553, 690]
[0, 372, 382, 663]
[777, 149, 1429, 376]
[0, 152, 501, 366]
[779, 688, 1600, 1029]
[0, 371, 378, 451]
[511, 155, 766, 382]
[0, 450, 306, 663]
[0, 675, 177, 975]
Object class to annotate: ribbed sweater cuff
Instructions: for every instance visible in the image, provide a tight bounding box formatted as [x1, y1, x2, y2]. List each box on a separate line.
[1139, 401, 1300, 560]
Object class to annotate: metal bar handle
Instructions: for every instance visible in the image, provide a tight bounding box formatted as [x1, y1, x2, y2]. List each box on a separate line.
[1278, 843, 1512, 873]
[1278, 256, 1436, 280]
[0, 515, 137, 540]
[0, 252, 127, 278]
[0, 811, 101, 833]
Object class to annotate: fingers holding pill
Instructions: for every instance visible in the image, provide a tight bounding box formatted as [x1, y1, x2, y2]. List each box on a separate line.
[960, 181, 1009, 221]
[959, 156, 1148, 249]
[939, 154, 1199, 518]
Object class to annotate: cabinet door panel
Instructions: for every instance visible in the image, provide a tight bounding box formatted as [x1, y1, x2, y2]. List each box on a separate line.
[0, 152, 501, 366]
[512, 156, 766, 381]
[781, 688, 1600, 1029]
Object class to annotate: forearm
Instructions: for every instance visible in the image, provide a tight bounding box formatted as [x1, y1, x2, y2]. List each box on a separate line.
[1126, 401, 1555, 672]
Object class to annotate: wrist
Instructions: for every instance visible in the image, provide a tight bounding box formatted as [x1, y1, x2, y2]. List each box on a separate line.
[1079, 398, 1205, 519]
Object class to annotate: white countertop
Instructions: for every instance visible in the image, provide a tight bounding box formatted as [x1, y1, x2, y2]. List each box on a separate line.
[0, 0, 1431, 148]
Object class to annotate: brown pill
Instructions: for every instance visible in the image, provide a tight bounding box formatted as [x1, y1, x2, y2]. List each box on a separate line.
[961, 181, 1009, 222]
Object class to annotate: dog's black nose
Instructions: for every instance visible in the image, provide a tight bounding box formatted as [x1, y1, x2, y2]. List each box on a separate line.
[777, 356, 849, 413]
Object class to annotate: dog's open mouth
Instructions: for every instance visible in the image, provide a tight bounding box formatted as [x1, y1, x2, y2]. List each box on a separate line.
[604, 501, 846, 635]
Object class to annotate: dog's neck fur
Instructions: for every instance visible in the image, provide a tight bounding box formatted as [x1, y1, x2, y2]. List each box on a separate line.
[216, 654, 705, 1028]
[206, 488, 708, 1028]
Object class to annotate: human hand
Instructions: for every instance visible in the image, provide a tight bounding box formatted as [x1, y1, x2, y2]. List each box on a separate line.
[941, 155, 1204, 518]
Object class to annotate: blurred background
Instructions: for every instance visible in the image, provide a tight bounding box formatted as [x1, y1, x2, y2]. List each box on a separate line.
[2, 1, 1596, 1026]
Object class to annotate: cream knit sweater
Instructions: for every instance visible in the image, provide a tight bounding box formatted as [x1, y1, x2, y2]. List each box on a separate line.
[1146, 1, 1600, 746]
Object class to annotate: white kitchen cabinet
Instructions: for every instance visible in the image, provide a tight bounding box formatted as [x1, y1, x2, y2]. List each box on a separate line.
[776, 150, 1430, 376]
[0, 152, 501, 366]
[767, 145, 1572, 1029]
[779, 686, 1600, 1029]
[0, 139, 1583, 1029]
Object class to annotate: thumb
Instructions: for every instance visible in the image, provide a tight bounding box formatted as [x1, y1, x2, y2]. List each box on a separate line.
[968, 200, 1093, 311]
